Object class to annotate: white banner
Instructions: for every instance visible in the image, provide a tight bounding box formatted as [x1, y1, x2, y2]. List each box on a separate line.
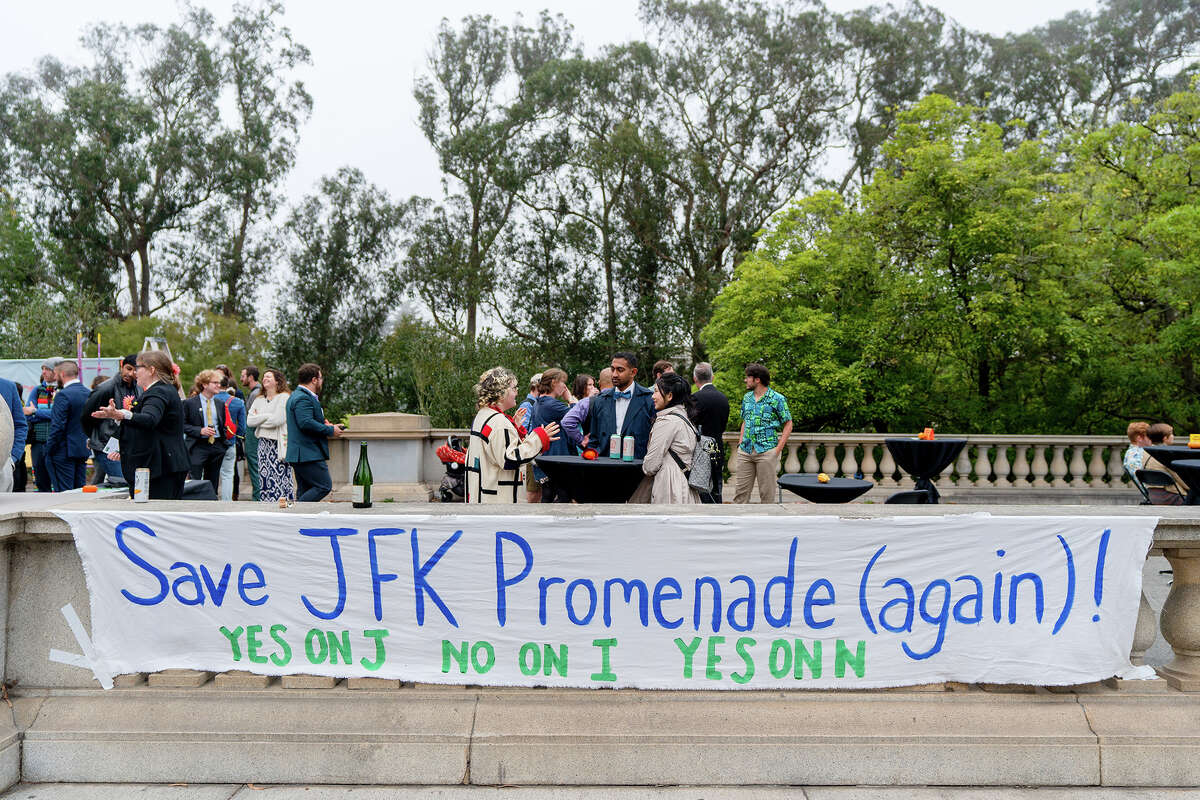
[56, 511, 1156, 689]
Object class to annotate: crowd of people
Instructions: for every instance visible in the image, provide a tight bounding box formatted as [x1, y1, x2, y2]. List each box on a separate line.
[0, 355, 344, 503]
[8, 348, 1195, 507]
[464, 351, 794, 505]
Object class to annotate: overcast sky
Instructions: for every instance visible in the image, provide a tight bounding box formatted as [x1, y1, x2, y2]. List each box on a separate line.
[3, 0, 1101, 209]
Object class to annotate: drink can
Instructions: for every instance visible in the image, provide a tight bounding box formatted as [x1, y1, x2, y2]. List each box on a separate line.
[133, 468, 150, 503]
[622, 435, 635, 461]
[609, 435, 621, 459]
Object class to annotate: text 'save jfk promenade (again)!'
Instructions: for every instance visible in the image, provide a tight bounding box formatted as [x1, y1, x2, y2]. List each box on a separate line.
[2, 497, 1200, 789]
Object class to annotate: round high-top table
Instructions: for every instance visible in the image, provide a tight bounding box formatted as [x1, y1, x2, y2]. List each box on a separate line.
[778, 473, 873, 503]
[534, 455, 645, 503]
[1164, 458, 1200, 505]
[883, 438, 967, 504]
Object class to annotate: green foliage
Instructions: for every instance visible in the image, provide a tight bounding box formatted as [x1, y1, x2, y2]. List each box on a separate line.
[271, 167, 406, 420]
[1071, 83, 1200, 430]
[705, 92, 1200, 435]
[93, 312, 270, 386]
[380, 317, 544, 428]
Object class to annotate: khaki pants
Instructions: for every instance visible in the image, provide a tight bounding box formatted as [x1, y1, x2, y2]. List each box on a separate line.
[732, 448, 781, 503]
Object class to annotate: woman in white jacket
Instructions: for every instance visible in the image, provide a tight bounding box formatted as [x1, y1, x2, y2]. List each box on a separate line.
[633, 372, 702, 504]
[466, 367, 560, 504]
[246, 368, 294, 503]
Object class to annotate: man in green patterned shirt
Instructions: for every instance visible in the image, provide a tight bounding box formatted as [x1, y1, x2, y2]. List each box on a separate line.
[733, 363, 792, 503]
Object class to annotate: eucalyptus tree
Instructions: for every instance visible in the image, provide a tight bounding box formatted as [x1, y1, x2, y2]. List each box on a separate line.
[516, 44, 659, 349]
[273, 168, 407, 419]
[0, 9, 226, 317]
[634, 0, 844, 361]
[976, 0, 1200, 136]
[200, 2, 312, 320]
[411, 12, 576, 341]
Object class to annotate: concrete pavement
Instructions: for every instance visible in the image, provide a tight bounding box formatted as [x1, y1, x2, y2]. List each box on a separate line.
[5, 787, 1200, 799]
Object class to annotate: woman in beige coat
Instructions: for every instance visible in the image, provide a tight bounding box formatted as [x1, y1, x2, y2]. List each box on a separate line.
[633, 372, 702, 504]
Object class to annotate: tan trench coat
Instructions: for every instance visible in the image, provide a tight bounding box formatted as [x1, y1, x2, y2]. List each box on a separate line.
[631, 405, 701, 504]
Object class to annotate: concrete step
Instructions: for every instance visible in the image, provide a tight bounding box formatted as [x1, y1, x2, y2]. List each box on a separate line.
[6, 785, 1200, 799]
[11, 687, 1200, 787]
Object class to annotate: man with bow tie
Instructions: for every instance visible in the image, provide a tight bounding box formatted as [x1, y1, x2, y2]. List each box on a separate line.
[584, 351, 656, 460]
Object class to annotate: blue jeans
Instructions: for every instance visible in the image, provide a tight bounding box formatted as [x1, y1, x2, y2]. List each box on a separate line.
[90, 448, 108, 485]
[219, 444, 237, 501]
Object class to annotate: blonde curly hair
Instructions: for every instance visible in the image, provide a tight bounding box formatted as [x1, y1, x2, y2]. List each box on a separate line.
[475, 366, 517, 410]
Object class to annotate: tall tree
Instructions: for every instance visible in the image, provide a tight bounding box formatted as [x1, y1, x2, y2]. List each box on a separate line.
[0, 10, 226, 317]
[200, 2, 312, 320]
[411, 12, 575, 340]
[636, 0, 843, 360]
[272, 168, 406, 419]
[518, 44, 658, 349]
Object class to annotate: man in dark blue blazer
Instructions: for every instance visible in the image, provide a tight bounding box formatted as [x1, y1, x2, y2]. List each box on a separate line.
[585, 351, 656, 460]
[46, 361, 90, 491]
[286, 363, 345, 502]
[182, 369, 229, 494]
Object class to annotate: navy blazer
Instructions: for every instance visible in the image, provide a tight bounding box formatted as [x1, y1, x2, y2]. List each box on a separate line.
[285, 387, 333, 463]
[46, 381, 90, 461]
[585, 383, 656, 459]
[182, 393, 229, 456]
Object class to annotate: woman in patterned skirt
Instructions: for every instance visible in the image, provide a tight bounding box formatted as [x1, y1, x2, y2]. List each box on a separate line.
[246, 368, 294, 502]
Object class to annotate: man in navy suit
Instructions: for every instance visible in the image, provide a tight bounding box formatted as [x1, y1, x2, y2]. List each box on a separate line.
[585, 351, 656, 460]
[182, 369, 229, 494]
[286, 363, 345, 502]
[46, 360, 90, 491]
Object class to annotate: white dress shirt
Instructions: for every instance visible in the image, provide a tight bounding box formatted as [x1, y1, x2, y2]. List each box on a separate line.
[614, 386, 632, 434]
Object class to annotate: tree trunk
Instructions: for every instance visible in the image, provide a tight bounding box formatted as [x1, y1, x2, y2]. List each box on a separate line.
[121, 253, 140, 317]
[136, 241, 151, 319]
[226, 192, 253, 318]
[601, 220, 616, 350]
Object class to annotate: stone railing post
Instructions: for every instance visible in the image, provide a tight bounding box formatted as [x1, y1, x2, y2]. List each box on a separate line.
[955, 446, 974, 487]
[973, 445, 991, 487]
[1012, 444, 1030, 487]
[1130, 590, 1159, 666]
[820, 443, 839, 476]
[1049, 445, 1069, 487]
[1030, 446, 1051, 487]
[840, 443, 859, 479]
[1157, 547, 1200, 691]
[860, 443, 878, 482]
[992, 445, 1011, 488]
[1087, 445, 1108, 487]
[784, 443, 803, 474]
[1108, 446, 1127, 485]
[878, 445, 897, 487]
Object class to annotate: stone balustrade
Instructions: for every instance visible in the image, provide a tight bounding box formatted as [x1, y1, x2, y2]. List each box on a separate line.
[330, 415, 1137, 500]
[422, 429, 1140, 502]
[764, 433, 1131, 489]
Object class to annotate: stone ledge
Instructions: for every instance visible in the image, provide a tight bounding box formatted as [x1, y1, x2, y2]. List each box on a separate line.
[11, 689, 1200, 786]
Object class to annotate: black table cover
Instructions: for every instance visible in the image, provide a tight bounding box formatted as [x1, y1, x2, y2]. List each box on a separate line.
[1143, 445, 1198, 470]
[778, 474, 873, 504]
[883, 438, 967, 504]
[1164, 458, 1200, 505]
[534, 455, 645, 503]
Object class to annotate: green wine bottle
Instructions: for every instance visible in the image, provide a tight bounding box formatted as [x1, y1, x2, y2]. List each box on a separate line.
[352, 441, 373, 508]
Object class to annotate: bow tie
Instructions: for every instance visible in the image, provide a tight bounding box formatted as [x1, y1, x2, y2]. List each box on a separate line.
[613, 390, 632, 399]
